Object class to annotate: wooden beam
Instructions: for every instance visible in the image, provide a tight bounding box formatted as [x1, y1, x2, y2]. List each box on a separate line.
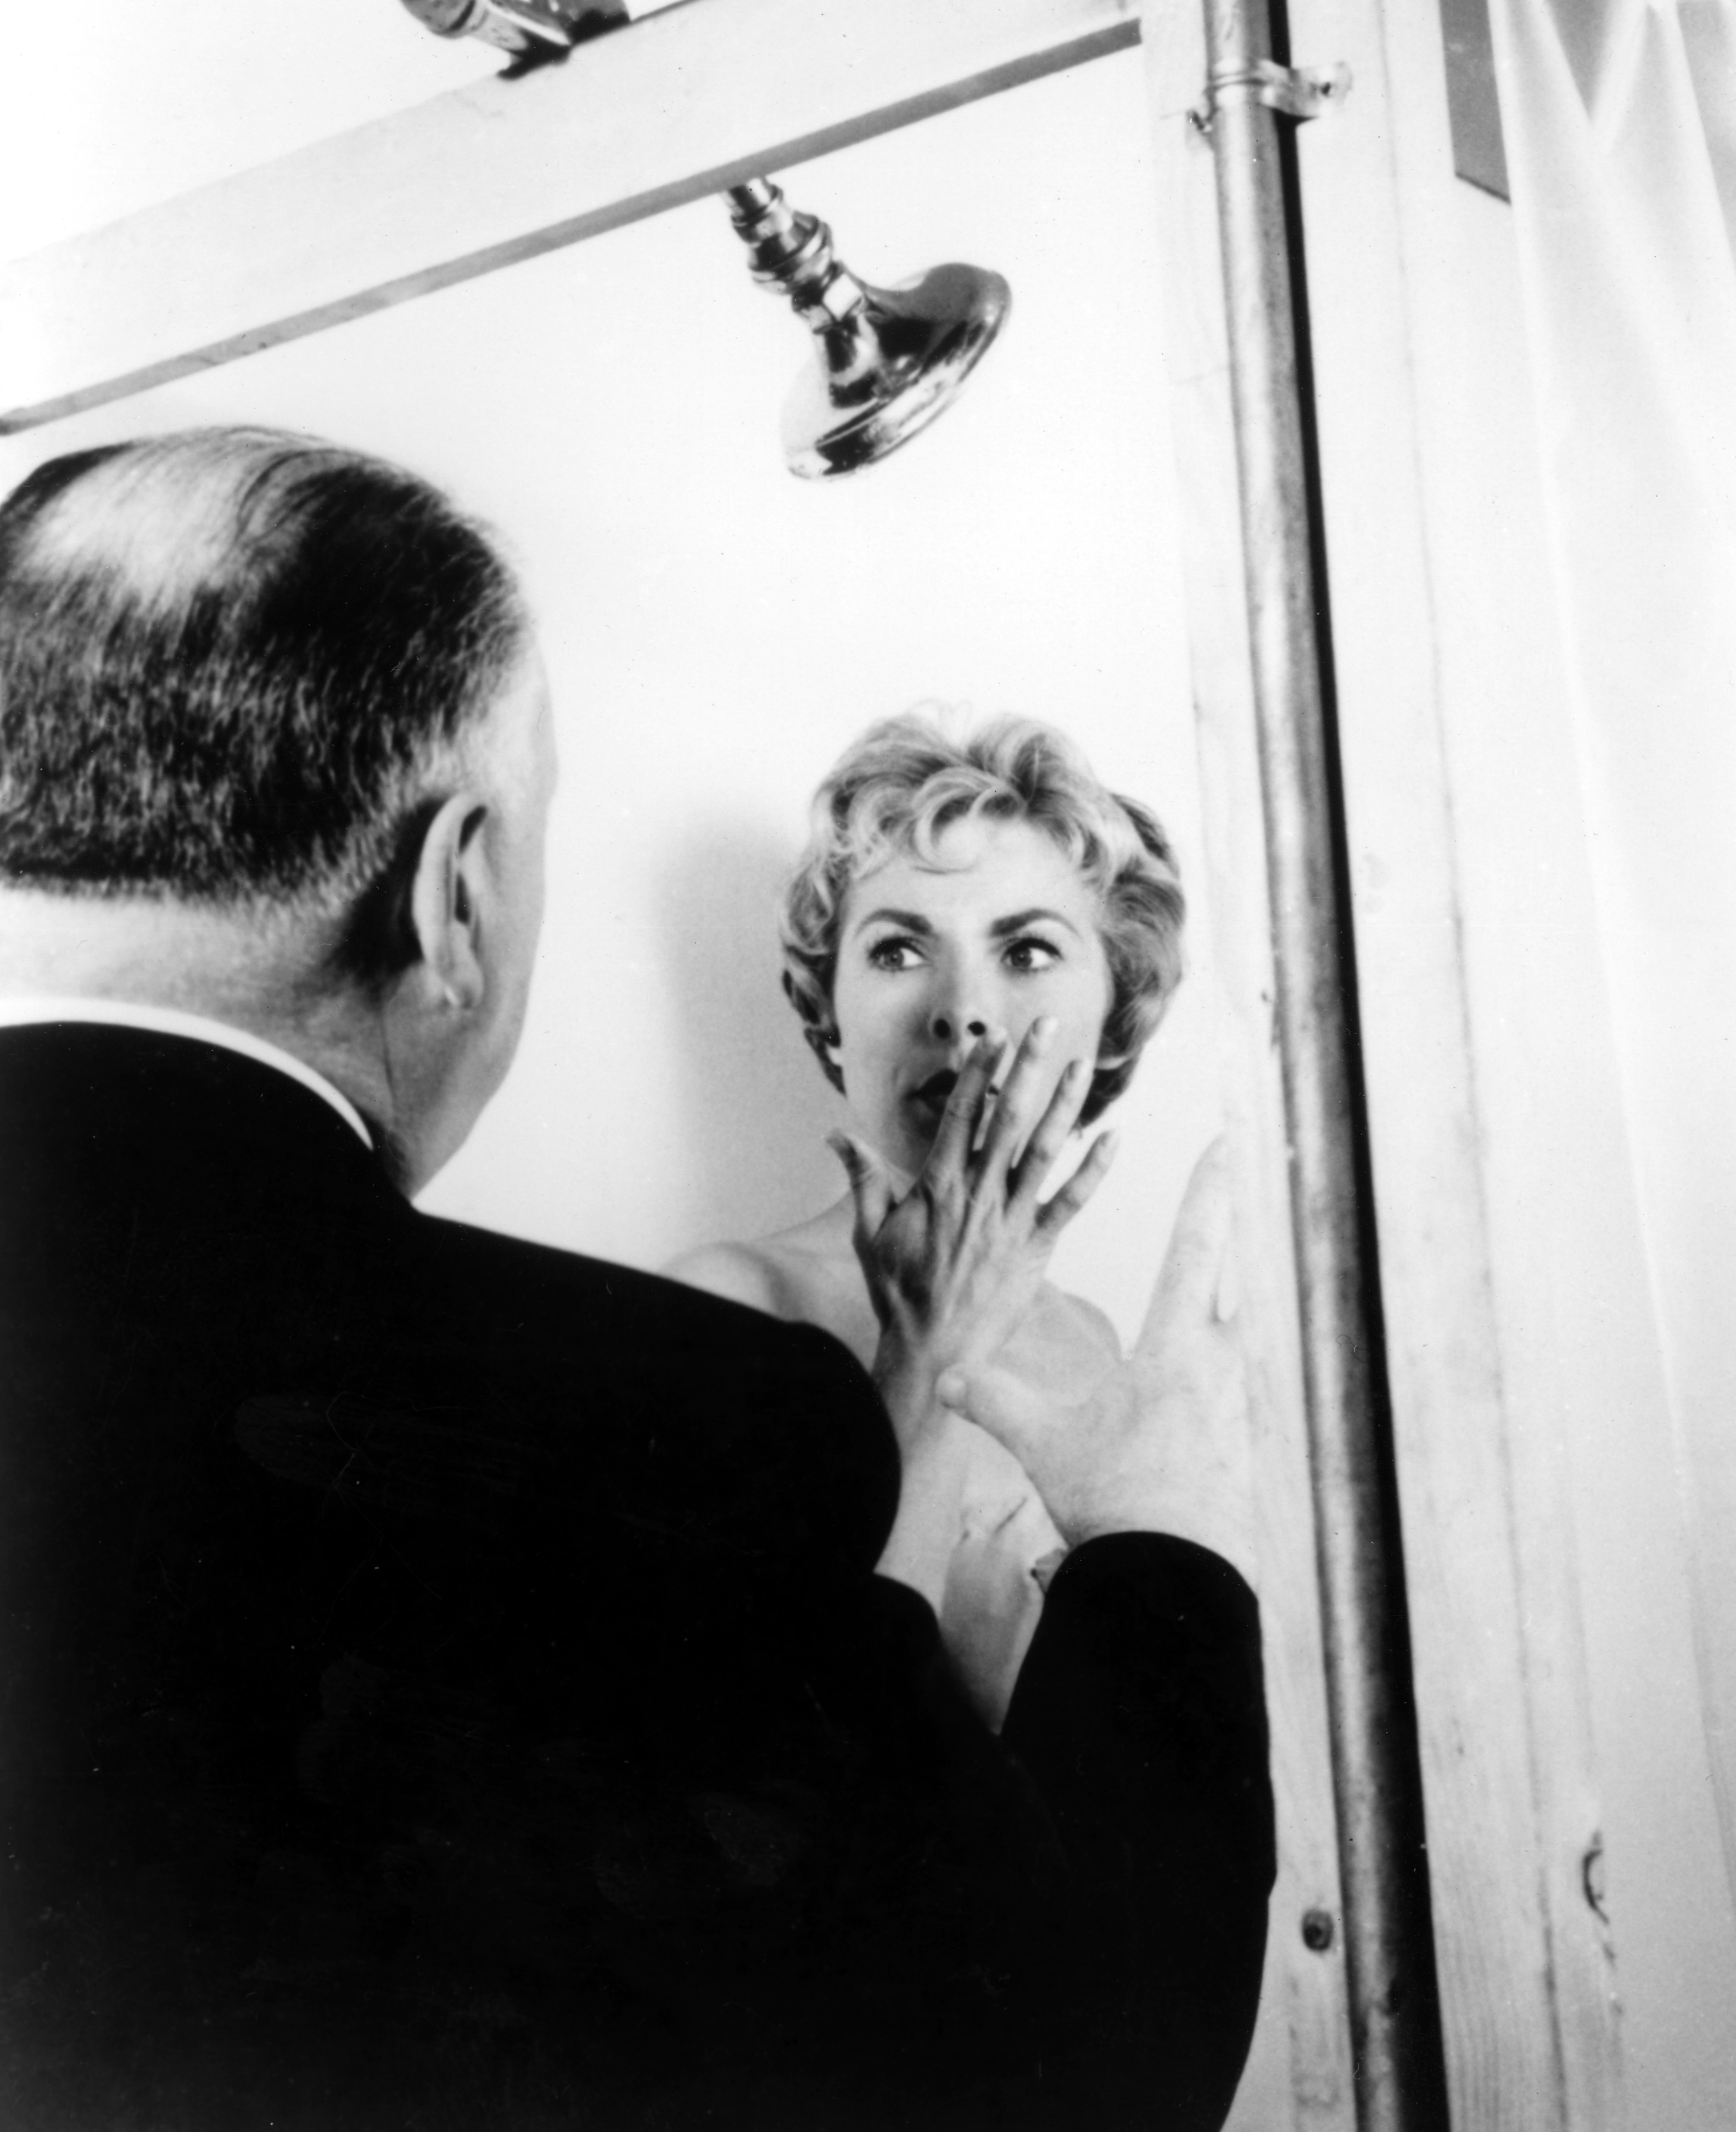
[0, 0, 1137, 434]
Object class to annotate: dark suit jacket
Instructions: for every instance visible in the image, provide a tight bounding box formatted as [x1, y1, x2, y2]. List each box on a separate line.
[0, 1024, 1274, 2131]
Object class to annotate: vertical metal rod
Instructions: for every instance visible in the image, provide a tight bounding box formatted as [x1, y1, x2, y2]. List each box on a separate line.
[1197, 2, 1452, 2127]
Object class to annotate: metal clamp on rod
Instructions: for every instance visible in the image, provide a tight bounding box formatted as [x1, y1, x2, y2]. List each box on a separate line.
[1192, 57, 1351, 133]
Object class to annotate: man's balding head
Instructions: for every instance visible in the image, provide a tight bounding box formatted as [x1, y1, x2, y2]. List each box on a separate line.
[0, 428, 529, 969]
[0, 429, 555, 1191]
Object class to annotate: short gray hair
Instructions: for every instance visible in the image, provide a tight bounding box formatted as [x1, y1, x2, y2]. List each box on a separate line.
[0, 427, 530, 980]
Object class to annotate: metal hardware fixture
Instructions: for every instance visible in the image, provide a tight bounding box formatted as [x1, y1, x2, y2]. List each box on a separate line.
[723, 177, 1008, 479]
[399, 0, 628, 58]
[396, 0, 1010, 476]
[1192, 55, 1352, 133]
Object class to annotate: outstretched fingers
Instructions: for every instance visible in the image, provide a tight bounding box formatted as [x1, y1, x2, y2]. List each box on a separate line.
[1006, 1050, 1096, 1212]
[1034, 1123, 1118, 1238]
[975, 1015, 1057, 1183]
[829, 1130, 895, 1247]
[1134, 1136, 1235, 1359]
[925, 1029, 1007, 1186]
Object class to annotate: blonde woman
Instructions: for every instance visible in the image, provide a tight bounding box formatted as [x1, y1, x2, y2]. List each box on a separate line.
[672, 713, 1187, 1724]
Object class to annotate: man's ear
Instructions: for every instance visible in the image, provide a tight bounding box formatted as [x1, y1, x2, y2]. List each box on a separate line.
[406, 791, 491, 1011]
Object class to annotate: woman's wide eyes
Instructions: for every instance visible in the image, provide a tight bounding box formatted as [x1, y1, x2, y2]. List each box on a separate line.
[863, 934, 1063, 973]
[865, 936, 922, 972]
[1003, 935, 1063, 973]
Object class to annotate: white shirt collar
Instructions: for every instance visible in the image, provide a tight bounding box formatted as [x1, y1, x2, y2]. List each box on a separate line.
[0, 996, 373, 1150]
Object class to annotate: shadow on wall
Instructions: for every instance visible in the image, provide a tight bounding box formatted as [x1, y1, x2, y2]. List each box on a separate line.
[654, 815, 844, 1253]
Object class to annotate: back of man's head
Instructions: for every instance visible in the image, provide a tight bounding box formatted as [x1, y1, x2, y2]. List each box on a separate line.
[0, 428, 528, 977]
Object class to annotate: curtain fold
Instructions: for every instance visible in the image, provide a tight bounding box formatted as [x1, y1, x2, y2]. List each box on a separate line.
[1487, 0, 1736, 1898]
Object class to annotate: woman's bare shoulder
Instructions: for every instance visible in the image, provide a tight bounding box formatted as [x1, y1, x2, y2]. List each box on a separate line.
[667, 1212, 847, 1316]
[664, 1238, 789, 1316]
[666, 1206, 878, 1365]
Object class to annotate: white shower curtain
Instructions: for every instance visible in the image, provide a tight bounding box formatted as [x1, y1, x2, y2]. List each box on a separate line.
[1487, 0, 1736, 1893]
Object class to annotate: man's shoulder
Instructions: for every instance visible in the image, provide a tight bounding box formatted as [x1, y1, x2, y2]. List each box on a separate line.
[0, 1023, 901, 1583]
[408, 1205, 865, 1382]
[0, 1016, 883, 1442]
[394, 1210, 900, 1563]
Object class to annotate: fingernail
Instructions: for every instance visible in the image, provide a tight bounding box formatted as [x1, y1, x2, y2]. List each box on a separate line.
[826, 1131, 858, 1171]
[936, 1369, 967, 1409]
[1032, 1014, 1057, 1044]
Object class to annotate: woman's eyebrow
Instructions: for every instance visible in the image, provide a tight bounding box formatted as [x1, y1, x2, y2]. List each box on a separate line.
[850, 907, 935, 937]
[991, 907, 1085, 939]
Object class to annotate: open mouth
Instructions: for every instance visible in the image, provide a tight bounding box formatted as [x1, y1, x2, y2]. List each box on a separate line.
[909, 1069, 958, 1123]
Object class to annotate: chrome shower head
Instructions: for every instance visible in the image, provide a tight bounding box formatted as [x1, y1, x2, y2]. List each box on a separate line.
[726, 178, 1010, 480]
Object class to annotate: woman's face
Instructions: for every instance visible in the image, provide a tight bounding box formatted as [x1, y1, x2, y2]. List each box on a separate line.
[830, 813, 1113, 1178]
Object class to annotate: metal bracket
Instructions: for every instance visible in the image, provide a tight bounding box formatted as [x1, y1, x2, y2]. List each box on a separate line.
[399, 0, 630, 61]
[1190, 58, 1352, 134]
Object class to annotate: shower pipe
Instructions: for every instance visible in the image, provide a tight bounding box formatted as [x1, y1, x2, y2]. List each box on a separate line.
[1196, 1, 1452, 2126]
